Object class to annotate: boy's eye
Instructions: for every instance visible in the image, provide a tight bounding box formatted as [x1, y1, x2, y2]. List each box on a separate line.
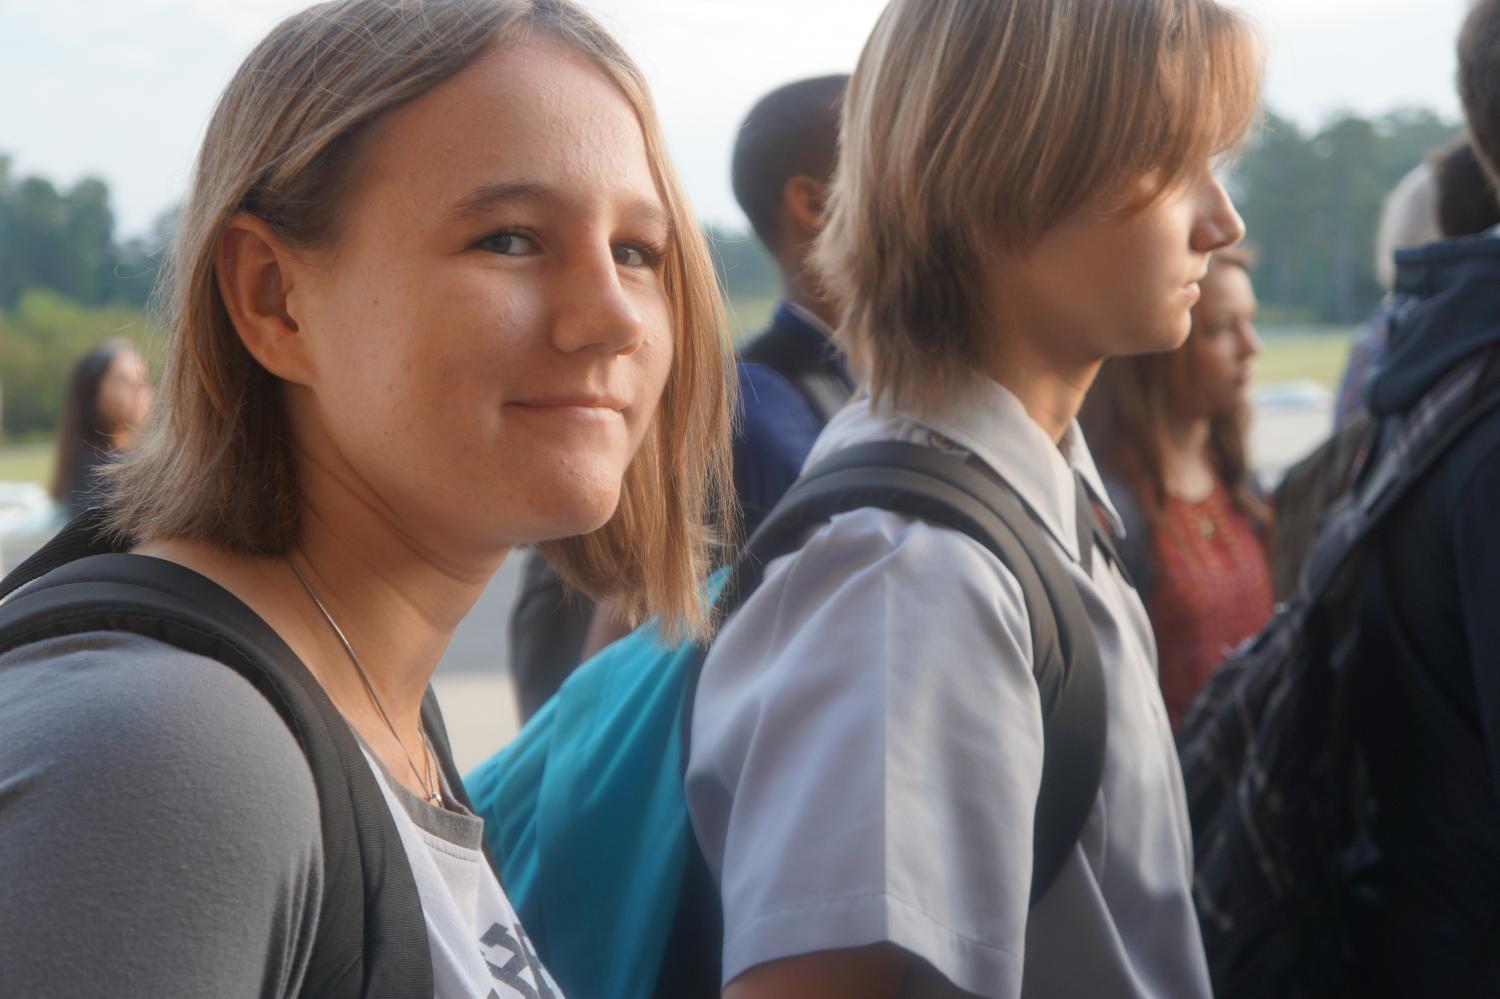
[477, 231, 539, 256]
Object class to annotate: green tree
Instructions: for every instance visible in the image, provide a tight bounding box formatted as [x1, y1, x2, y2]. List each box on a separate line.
[1232, 107, 1462, 325]
[704, 222, 779, 301]
[0, 290, 150, 436]
[0, 157, 158, 310]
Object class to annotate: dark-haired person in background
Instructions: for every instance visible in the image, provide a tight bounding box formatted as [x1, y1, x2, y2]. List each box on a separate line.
[508, 74, 852, 720]
[1343, 3, 1500, 991]
[51, 340, 153, 517]
[729, 73, 853, 533]
[1081, 247, 1272, 730]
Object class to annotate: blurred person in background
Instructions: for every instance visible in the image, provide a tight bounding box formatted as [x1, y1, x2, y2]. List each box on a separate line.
[50, 340, 153, 517]
[1334, 137, 1500, 425]
[1331, 162, 1439, 427]
[1341, 2, 1500, 990]
[508, 74, 852, 721]
[1081, 247, 1273, 730]
[1275, 137, 1500, 598]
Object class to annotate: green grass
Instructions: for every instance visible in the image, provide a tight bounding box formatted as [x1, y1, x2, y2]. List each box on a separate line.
[0, 441, 53, 487]
[1255, 327, 1355, 389]
[725, 295, 778, 343]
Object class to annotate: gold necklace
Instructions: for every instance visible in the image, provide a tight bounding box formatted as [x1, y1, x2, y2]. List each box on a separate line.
[287, 552, 443, 806]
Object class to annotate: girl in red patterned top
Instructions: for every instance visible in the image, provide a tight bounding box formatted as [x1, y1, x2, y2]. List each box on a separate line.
[1080, 247, 1274, 729]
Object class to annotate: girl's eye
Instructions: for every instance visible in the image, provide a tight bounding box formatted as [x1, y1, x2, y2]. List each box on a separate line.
[613, 242, 662, 268]
[477, 231, 539, 256]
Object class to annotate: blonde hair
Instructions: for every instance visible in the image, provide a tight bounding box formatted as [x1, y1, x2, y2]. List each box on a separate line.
[106, 0, 736, 641]
[814, 0, 1263, 410]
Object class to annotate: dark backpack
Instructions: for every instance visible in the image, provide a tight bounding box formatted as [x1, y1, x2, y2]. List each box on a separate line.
[0, 512, 465, 998]
[738, 313, 853, 425]
[469, 440, 1111, 999]
[1177, 346, 1500, 998]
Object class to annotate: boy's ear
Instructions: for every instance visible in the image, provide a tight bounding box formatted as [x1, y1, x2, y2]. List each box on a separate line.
[783, 175, 830, 236]
[214, 214, 316, 386]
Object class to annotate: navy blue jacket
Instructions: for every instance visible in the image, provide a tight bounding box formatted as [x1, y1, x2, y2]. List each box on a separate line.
[1350, 232, 1500, 994]
[733, 302, 852, 535]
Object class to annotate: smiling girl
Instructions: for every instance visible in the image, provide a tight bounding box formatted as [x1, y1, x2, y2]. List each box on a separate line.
[0, 1, 733, 996]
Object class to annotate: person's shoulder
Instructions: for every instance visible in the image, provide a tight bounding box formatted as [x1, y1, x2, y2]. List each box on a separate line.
[737, 359, 819, 425]
[721, 502, 1033, 670]
[0, 630, 324, 997]
[801, 503, 1025, 589]
[0, 630, 321, 842]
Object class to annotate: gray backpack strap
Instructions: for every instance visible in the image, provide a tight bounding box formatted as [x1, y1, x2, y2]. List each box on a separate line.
[735, 440, 1108, 904]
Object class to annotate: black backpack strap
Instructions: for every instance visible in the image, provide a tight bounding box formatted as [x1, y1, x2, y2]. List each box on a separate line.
[739, 318, 853, 425]
[0, 520, 432, 999]
[730, 440, 1108, 904]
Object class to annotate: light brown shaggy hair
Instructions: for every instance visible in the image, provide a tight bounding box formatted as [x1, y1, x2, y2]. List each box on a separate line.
[105, 0, 737, 641]
[814, 0, 1263, 411]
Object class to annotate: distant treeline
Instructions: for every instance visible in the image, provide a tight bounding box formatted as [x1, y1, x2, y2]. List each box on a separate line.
[1235, 108, 1460, 325]
[0, 106, 1464, 434]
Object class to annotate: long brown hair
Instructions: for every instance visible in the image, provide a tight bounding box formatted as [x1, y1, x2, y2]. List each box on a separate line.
[51, 340, 132, 505]
[1080, 248, 1268, 529]
[103, 0, 736, 641]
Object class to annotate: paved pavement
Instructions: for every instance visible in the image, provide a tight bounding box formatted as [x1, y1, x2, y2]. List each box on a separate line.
[432, 556, 523, 772]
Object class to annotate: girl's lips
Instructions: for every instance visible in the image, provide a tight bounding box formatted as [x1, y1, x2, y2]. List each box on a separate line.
[508, 393, 627, 412]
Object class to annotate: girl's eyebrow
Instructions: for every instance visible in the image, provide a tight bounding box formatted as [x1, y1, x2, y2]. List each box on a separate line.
[442, 180, 673, 238]
[442, 180, 556, 226]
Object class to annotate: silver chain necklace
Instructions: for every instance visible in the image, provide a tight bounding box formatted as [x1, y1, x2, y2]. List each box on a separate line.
[287, 552, 443, 806]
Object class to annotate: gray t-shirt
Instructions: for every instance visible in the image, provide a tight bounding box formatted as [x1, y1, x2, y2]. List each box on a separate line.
[0, 631, 323, 997]
[0, 630, 559, 999]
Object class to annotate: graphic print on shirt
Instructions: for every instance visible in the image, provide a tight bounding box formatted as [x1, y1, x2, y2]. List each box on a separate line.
[481, 921, 556, 999]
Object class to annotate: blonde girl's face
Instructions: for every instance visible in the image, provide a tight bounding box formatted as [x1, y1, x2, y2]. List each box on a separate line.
[285, 38, 675, 554]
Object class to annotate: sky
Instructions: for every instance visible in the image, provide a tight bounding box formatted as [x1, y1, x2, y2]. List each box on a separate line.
[0, 0, 1476, 239]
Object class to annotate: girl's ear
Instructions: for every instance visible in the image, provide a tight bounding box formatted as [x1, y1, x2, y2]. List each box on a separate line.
[214, 214, 317, 386]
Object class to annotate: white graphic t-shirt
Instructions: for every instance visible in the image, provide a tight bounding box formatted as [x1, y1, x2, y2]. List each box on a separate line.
[362, 748, 562, 999]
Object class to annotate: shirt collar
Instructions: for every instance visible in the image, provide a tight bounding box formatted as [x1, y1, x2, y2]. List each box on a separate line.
[878, 378, 1125, 563]
[776, 300, 838, 343]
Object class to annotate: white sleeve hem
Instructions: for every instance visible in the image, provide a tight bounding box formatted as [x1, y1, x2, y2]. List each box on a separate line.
[722, 889, 1024, 998]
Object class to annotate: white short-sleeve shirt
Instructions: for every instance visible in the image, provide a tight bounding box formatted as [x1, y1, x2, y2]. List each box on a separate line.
[685, 379, 1210, 998]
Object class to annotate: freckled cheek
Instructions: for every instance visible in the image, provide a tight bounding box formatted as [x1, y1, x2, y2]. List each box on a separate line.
[407, 282, 547, 395]
[638, 320, 675, 402]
